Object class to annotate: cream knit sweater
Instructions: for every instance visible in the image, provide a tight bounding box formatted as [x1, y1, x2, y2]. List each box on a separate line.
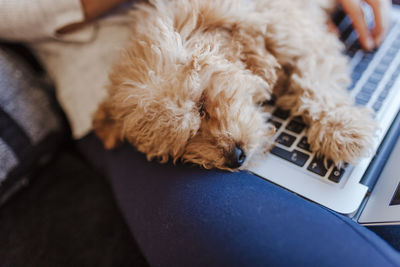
[0, 0, 136, 138]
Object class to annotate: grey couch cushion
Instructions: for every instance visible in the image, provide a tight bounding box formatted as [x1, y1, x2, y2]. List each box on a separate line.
[0, 45, 68, 205]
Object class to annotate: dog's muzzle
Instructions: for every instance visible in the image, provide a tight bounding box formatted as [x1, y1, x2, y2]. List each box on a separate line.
[225, 146, 246, 169]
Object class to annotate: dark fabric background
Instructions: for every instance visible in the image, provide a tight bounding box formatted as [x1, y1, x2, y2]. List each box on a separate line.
[0, 146, 148, 267]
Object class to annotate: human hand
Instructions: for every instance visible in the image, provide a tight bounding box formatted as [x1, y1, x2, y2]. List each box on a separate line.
[337, 0, 392, 51]
[81, 0, 128, 20]
[57, 0, 128, 34]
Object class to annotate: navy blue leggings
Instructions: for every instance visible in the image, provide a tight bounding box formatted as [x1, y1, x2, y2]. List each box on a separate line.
[77, 133, 400, 267]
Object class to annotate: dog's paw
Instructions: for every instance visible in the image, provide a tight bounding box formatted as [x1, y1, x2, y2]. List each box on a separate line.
[307, 106, 377, 166]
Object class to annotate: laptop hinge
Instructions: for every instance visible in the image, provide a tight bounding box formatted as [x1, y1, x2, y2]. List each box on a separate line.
[351, 191, 370, 222]
[360, 109, 400, 190]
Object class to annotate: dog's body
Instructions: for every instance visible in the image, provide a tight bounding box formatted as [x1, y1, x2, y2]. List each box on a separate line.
[93, 0, 376, 170]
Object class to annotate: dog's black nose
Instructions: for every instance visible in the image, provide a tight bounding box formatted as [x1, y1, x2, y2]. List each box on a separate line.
[226, 146, 246, 169]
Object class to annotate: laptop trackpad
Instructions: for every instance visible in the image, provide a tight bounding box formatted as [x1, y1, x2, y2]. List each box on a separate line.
[359, 135, 400, 225]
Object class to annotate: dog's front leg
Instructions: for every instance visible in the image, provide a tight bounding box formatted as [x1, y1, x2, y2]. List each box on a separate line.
[274, 45, 376, 166]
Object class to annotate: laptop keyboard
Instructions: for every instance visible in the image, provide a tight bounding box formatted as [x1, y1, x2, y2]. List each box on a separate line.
[264, 12, 400, 185]
[265, 108, 347, 184]
[351, 29, 400, 109]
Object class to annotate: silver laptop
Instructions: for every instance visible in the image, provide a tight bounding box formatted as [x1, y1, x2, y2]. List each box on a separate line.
[248, 5, 400, 225]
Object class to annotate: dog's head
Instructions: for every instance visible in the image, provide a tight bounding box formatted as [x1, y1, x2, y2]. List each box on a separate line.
[93, 9, 278, 170]
[180, 62, 276, 170]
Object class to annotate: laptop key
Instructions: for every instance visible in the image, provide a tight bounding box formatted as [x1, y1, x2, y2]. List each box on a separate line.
[393, 35, 400, 49]
[270, 146, 309, 167]
[372, 100, 383, 112]
[340, 25, 353, 42]
[297, 136, 311, 152]
[368, 73, 384, 84]
[353, 63, 368, 75]
[378, 86, 390, 101]
[381, 54, 394, 65]
[307, 156, 332, 177]
[263, 97, 276, 106]
[355, 92, 371, 105]
[276, 132, 296, 147]
[328, 167, 345, 183]
[268, 119, 282, 130]
[286, 119, 306, 134]
[361, 82, 376, 94]
[351, 71, 362, 81]
[273, 108, 290, 120]
[386, 46, 399, 57]
[362, 51, 374, 60]
[375, 62, 389, 75]
[346, 41, 361, 58]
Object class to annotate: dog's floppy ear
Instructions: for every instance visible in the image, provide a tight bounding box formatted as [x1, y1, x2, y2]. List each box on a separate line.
[123, 93, 202, 163]
[93, 89, 202, 163]
[102, 50, 204, 163]
[107, 76, 202, 163]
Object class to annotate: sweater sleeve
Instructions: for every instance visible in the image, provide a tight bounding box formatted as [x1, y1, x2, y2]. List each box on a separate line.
[0, 0, 85, 41]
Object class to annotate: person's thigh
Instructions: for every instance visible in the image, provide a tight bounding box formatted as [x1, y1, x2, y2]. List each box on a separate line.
[77, 133, 400, 267]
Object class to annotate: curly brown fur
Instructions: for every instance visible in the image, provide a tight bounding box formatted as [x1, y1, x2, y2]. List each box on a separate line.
[93, 0, 377, 170]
